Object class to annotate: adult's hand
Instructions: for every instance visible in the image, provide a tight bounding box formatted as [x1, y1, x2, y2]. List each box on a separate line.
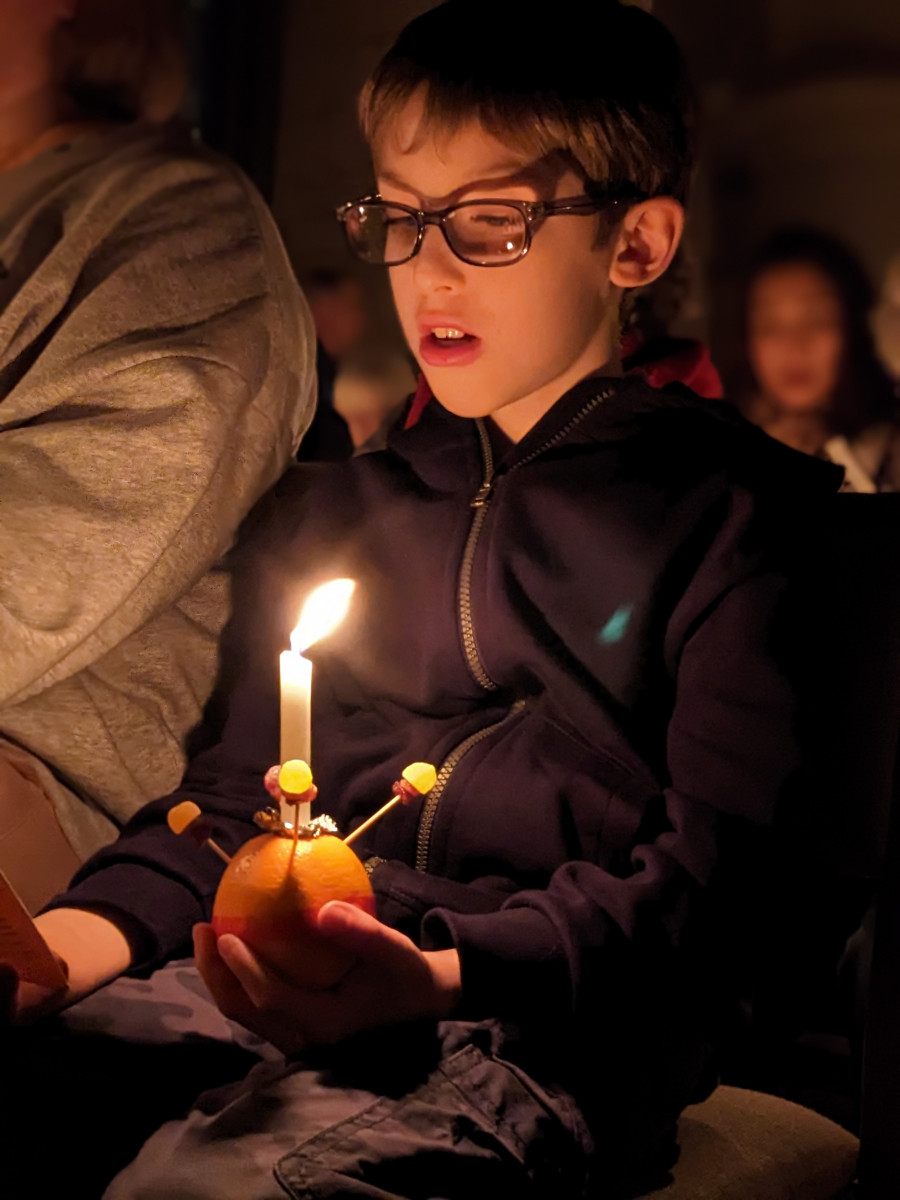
[194, 901, 461, 1055]
[0, 963, 17, 1025]
[0, 957, 69, 1027]
[0, 908, 133, 1026]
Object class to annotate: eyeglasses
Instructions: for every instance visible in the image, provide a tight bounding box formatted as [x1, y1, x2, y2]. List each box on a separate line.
[335, 190, 642, 268]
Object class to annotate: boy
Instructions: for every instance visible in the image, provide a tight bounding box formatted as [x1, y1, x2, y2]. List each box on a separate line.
[7, 3, 838, 1197]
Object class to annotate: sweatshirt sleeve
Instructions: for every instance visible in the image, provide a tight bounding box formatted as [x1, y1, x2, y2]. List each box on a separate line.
[419, 484, 811, 1025]
[0, 145, 315, 708]
[40, 515, 294, 968]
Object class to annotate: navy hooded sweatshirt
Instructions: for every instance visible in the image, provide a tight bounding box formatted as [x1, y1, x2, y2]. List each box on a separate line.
[49, 373, 840, 1160]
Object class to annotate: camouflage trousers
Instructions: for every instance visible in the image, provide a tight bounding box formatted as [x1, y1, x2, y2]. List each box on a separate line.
[3, 961, 593, 1200]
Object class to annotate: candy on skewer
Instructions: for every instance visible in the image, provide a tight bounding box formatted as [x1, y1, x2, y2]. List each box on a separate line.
[343, 761, 437, 847]
[278, 758, 315, 799]
[167, 800, 232, 865]
[273, 759, 318, 841]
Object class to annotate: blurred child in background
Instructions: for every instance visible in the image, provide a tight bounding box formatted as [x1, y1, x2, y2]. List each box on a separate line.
[740, 226, 899, 491]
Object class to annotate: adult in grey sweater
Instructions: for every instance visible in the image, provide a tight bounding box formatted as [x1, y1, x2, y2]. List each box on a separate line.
[0, 1, 316, 911]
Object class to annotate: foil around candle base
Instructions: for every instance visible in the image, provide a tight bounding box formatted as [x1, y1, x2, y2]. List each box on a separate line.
[253, 808, 339, 840]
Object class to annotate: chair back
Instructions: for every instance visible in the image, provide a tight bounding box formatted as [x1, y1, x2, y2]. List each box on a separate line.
[858, 691, 900, 1196]
[795, 494, 900, 879]
[726, 494, 900, 1142]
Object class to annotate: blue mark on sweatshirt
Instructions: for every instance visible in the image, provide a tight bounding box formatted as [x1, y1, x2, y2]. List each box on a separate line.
[597, 604, 633, 645]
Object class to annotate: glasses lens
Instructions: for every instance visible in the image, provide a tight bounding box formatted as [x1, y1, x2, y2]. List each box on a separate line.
[341, 203, 418, 265]
[445, 204, 527, 265]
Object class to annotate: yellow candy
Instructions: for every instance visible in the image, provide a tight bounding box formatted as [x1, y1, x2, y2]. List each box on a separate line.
[167, 800, 201, 835]
[278, 759, 313, 796]
[401, 762, 437, 795]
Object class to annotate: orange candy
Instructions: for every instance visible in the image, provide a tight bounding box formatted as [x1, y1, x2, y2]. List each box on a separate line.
[211, 832, 374, 989]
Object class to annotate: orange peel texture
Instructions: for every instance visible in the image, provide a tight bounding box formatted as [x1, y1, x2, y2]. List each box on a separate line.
[211, 833, 374, 989]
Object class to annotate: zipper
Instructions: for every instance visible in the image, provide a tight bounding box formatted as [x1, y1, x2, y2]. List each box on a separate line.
[426, 385, 617, 874]
[458, 418, 498, 690]
[457, 387, 616, 691]
[510, 386, 615, 471]
[415, 697, 527, 872]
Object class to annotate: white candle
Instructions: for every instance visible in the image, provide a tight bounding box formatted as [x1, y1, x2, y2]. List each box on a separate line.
[279, 579, 355, 827]
[279, 649, 312, 765]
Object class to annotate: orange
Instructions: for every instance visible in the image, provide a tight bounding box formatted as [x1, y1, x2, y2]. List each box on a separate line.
[211, 833, 374, 989]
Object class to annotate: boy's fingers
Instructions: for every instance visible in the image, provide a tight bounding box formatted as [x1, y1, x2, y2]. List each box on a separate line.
[215, 932, 279, 1009]
[193, 924, 253, 1019]
[193, 922, 222, 972]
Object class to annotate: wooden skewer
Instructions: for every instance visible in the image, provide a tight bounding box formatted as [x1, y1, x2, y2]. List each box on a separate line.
[206, 838, 233, 865]
[343, 762, 438, 847]
[167, 800, 232, 864]
[343, 795, 401, 847]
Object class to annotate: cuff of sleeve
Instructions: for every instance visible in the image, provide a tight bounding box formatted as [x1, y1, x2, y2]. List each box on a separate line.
[422, 905, 569, 1021]
[42, 862, 208, 973]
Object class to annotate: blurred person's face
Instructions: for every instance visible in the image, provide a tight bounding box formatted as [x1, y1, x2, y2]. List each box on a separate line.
[748, 263, 845, 415]
[0, 0, 72, 109]
[375, 99, 622, 442]
[309, 282, 366, 360]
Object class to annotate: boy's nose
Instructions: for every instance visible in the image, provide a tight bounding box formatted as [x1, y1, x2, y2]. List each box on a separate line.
[412, 225, 466, 292]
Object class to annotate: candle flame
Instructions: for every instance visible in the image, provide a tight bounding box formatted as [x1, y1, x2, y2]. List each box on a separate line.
[290, 579, 355, 653]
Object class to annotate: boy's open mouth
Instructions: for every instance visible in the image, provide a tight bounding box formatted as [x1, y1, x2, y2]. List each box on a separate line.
[419, 326, 483, 367]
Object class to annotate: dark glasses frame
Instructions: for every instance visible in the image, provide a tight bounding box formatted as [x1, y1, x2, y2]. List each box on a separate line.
[335, 189, 645, 268]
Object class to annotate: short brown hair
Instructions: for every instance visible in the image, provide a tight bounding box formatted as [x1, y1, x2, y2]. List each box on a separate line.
[57, 0, 188, 124]
[360, 0, 695, 204]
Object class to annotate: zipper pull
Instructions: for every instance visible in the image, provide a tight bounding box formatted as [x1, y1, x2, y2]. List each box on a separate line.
[470, 479, 493, 508]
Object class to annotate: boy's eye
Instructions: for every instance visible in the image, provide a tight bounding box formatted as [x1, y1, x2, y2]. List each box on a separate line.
[460, 207, 520, 230]
[444, 205, 528, 262]
[471, 212, 518, 228]
[381, 211, 419, 255]
[384, 214, 417, 229]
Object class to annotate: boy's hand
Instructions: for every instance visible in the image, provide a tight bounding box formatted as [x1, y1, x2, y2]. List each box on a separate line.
[193, 902, 461, 1055]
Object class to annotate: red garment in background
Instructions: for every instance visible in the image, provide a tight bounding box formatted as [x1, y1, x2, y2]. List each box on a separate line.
[404, 332, 723, 429]
[404, 373, 434, 429]
[620, 330, 724, 400]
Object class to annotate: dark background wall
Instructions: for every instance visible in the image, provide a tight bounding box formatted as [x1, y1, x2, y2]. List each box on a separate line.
[269, 0, 433, 357]
[656, 0, 900, 378]
[189, 0, 287, 201]
[198, 0, 900, 380]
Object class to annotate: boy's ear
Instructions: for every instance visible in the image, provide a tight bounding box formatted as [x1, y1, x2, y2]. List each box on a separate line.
[608, 197, 684, 290]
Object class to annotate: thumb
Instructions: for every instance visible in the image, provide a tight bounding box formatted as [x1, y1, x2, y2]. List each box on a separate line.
[316, 901, 398, 957]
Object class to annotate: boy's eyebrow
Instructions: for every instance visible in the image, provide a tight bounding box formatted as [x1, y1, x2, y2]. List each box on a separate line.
[376, 162, 558, 205]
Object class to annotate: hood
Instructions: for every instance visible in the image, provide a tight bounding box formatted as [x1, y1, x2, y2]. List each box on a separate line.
[391, 372, 843, 502]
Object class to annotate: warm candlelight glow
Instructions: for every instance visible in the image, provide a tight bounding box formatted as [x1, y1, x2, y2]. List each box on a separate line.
[291, 578, 356, 653]
[279, 578, 355, 828]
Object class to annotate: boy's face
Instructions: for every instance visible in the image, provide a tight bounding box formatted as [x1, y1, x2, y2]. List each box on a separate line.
[375, 100, 622, 442]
